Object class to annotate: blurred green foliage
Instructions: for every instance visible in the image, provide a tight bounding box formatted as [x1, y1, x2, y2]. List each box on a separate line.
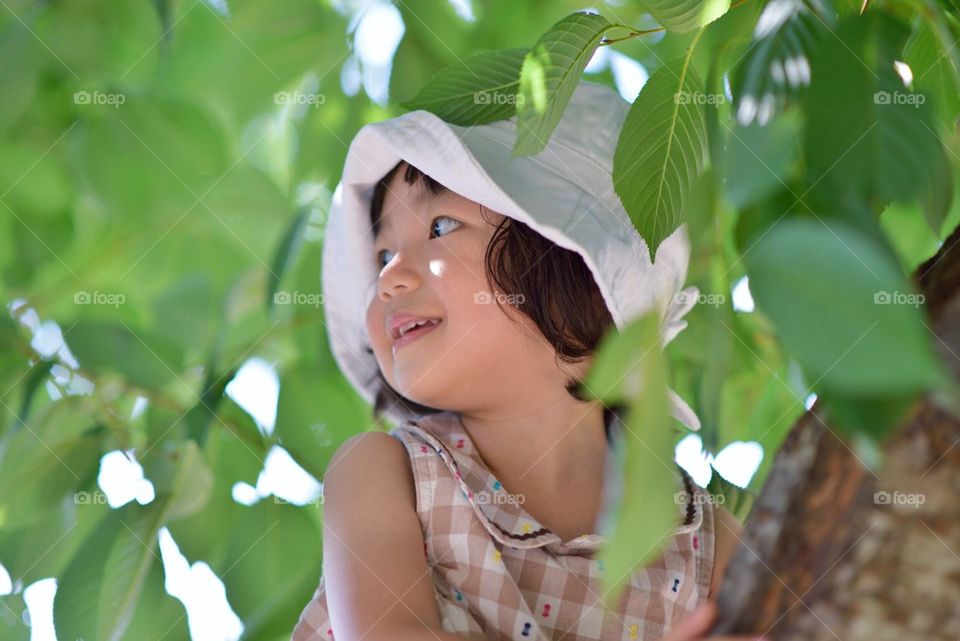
[1, 0, 959, 638]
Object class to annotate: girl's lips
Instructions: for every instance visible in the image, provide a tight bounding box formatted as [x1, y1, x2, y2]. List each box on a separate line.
[392, 319, 442, 351]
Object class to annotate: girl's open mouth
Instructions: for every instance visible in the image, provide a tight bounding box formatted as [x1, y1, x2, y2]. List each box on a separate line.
[392, 319, 442, 351]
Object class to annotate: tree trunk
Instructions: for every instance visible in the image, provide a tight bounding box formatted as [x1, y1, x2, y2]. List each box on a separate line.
[710, 224, 960, 640]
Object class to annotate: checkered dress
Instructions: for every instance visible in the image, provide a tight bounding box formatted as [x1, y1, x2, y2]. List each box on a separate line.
[292, 411, 716, 641]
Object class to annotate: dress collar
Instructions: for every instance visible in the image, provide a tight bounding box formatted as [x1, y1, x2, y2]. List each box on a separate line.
[401, 411, 702, 556]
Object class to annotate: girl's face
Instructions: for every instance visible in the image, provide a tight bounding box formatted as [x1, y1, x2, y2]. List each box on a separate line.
[364, 166, 574, 413]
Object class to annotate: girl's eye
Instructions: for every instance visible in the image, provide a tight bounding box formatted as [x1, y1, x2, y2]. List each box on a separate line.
[375, 216, 461, 269]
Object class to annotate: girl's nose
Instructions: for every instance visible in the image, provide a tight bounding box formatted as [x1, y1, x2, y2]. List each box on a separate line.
[377, 252, 423, 300]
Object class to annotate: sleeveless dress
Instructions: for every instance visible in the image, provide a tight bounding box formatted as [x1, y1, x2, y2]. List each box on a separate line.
[292, 410, 716, 641]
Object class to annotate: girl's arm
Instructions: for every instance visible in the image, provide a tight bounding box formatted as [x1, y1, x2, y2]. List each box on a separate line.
[710, 504, 745, 596]
[321, 431, 463, 641]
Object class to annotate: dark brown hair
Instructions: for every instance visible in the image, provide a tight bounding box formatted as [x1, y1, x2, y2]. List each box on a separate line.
[362, 160, 628, 435]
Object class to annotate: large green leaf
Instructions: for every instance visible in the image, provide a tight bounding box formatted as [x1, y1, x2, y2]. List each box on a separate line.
[585, 311, 679, 611]
[53, 437, 206, 641]
[730, 0, 834, 126]
[116, 555, 190, 641]
[803, 11, 941, 208]
[398, 47, 530, 125]
[62, 320, 186, 391]
[141, 439, 214, 522]
[743, 217, 947, 399]
[0, 401, 103, 529]
[0, 495, 111, 587]
[266, 206, 310, 312]
[156, 0, 347, 126]
[613, 55, 708, 262]
[0, 591, 29, 641]
[636, 0, 733, 32]
[513, 11, 613, 156]
[73, 91, 232, 217]
[33, 0, 163, 83]
[722, 107, 802, 208]
[217, 500, 322, 640]
[904, 14, 960, 128]
[274, 364, 371, 481]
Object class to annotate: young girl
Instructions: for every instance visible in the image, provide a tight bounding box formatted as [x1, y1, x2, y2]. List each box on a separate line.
[292, 80, 761, 641]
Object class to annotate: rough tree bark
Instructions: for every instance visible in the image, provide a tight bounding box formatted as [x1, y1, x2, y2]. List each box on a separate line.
[709, 224, 960, 640]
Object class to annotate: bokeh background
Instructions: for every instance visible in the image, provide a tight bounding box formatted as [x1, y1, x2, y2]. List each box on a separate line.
[3, 0, 914, 638]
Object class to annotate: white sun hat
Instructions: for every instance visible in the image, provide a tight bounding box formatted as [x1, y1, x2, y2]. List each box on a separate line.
[321, 79, 702, 431]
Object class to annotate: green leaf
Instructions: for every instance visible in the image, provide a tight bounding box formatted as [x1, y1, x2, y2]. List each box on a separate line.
[73, 91, 231, 217]
[0, 591, 29, 641]
[918, 132, 955, 238]
[267, 206, 310, 312]
[63, 320, 186, 391]
[513, 11, 613, 156]
[274, 364, 370, 480]
[803, 11, 940, 208]
[879, 199, 946, 273]
[816, 385, 918, 440]
[156, 0, 348, 125]
[0, 401, 102, 529]
[743, 217, 948, 399]
[0, 495, 111, 587]
[117, 555, 190, 641]
[591, 312, 678, 610]
[140, 439, 213, 522]
[217, 500, 322, 640]
[53, 503, 166, 641]
[904, 15, 960, 128]
[636, 0, 733, 32]
[53, 436, 206, 641]
[723, 107, 802, 208]
[398, 47, 530, 125]
[613, 55, 708, 262]
[0, 14, 40, 136]
[730, 0, 834, 126]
